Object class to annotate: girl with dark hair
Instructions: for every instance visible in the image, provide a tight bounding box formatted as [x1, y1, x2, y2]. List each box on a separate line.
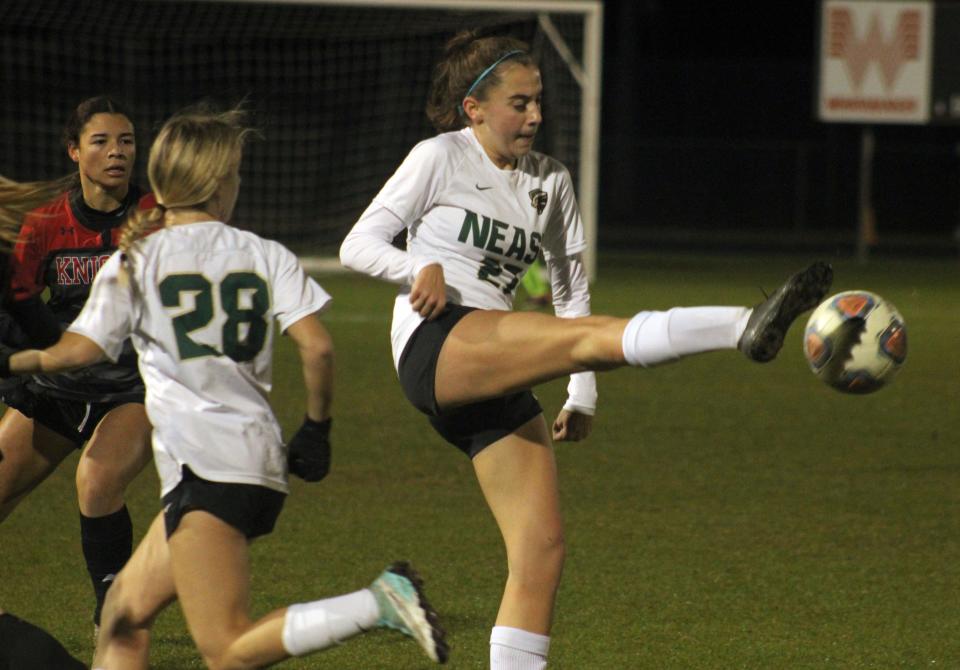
[0, 96, 155, 630]
[341, 30, 831, 668]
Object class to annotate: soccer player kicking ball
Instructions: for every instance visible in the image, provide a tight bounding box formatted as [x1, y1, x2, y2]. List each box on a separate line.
[341, 29, 831, 670]
[1, 106, 447, 669]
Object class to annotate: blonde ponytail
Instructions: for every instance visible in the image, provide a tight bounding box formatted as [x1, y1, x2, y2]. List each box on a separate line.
[117, 104, 256, 289]
[117, 205, 166, 289]
[119, 205, 166, 257]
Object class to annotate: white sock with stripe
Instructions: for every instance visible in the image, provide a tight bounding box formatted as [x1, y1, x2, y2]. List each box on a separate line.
[621, 307, 751, 367]
[281, 589, 379, 656]
[490, 625, 550, 669]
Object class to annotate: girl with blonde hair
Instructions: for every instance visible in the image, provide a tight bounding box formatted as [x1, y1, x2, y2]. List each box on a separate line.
[2, 106, 447, 669]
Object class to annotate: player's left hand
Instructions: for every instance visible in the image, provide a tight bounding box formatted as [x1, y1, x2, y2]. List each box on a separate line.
[287, 416, 332, 482]
[410, 263, 447, 320]
[552, 409, 593, 442]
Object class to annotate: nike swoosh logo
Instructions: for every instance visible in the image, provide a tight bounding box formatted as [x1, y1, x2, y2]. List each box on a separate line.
[475, 184, 493, 191]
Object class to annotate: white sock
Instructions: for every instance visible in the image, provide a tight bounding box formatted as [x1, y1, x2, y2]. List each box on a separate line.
[490, 626, 550, 670]
[621, 307, 750, 367]
[281, 589, 379, 656]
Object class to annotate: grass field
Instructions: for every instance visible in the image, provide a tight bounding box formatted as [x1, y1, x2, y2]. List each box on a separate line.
[1, 252, 958, 669]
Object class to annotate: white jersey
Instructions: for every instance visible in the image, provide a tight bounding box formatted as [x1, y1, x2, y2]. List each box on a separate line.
[69, 221, 331, 496]
[342, 127, 587, 368]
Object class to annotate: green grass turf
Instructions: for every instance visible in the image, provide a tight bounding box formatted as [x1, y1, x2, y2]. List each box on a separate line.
[1, 252, 958, 668]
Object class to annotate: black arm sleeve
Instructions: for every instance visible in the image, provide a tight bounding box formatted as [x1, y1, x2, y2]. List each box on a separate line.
[7, 296, 62, 348]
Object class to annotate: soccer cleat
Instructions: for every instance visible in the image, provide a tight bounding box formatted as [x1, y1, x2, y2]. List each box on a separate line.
[738, 262, 833, 363]
[370, 562, 449, 664]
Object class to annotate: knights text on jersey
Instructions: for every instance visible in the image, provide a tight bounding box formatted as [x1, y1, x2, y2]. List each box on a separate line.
[10, 186, 156, 401]
[373, 127, 587, 366]
[12, 186, 155, 311]
[68, 221, 332, 495]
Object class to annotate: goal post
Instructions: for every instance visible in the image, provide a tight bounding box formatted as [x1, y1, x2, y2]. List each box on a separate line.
[230, 0, 604, 280]
[0, 0, 602, 279]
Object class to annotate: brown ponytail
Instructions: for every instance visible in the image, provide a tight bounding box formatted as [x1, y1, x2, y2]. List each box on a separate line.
[425, 30, 533, 132]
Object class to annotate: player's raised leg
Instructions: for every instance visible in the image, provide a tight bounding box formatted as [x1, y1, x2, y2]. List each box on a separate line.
[435, 262, 832, 409]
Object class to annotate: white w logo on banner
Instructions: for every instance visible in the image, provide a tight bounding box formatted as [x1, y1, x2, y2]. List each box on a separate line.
[828, 7, 921, 91]
[818, 0, 932, 123]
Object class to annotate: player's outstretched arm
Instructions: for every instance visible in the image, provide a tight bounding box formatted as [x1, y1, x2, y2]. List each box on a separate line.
[2, 331, 105, 377]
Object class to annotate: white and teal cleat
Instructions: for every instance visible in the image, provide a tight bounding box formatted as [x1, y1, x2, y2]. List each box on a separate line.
[370, 561, 449, 664]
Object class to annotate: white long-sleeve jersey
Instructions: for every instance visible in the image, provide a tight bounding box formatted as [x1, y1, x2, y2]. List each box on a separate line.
[341, 127, 597, 414]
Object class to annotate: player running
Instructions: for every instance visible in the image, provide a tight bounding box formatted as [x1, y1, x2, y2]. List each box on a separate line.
[340, 29, 832, 669]
[0, 96, 154, 629]
[1, 106, 447, 669]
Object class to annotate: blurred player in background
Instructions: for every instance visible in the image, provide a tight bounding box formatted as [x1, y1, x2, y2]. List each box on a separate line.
[0, 96, 154, 631]
[519, 255, 550, 308]
[1, 105, 447, 669]
[340, 29, 832, 669]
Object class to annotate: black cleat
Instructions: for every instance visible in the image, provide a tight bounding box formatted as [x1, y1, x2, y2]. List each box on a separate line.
[738, 262, 833, 363]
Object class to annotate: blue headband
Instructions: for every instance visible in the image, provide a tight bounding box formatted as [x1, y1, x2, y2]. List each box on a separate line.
[463, 49, 525, 102]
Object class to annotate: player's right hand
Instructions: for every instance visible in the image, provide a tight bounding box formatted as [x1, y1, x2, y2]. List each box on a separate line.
[552, 409, 593, 442]
[287, 416, 332, 482]
[410, 264, 446, 320]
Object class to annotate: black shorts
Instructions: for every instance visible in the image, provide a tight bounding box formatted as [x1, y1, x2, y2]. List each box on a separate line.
[0, 379, 143, 448]
[161, 466, 286, 540]
[398, 304, 543, 459]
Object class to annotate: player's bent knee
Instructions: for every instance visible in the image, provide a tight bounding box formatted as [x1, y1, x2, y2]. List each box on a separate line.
[102, 574, 153, 633]
[76, 462, 127, 509]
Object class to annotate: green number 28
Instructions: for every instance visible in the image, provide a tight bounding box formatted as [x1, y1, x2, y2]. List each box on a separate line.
[159, 272, 269, 362]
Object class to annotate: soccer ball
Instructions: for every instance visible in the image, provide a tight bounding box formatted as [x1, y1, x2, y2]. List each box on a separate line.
[803, 290, 907, 394]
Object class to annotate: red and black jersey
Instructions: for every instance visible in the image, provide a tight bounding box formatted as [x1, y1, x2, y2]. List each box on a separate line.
[9, 185, 156, 402]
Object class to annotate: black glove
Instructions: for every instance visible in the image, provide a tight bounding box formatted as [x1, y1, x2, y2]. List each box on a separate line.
[287, 416, 332, 482]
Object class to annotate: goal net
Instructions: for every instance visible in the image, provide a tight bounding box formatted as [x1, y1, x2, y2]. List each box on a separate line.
[0, 0, 601, 276]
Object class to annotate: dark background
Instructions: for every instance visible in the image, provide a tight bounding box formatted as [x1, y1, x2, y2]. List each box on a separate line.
[1, 0, 958, 255]
[599, 0, 960, 255]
